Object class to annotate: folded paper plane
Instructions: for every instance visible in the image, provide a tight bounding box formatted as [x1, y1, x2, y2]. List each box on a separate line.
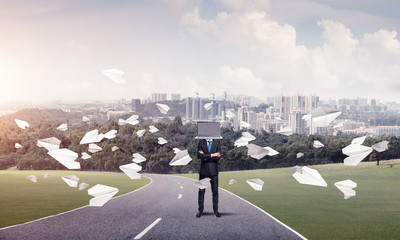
[296, 152, 304, 158]
[80, 129, 104, 144]
[313, 140, 324, 148]
[136, 129, 146, 137]
[111, 146, 119, 152]
[81, 152, 91, 160]
[351, 136, 366, 145]
[119, 115, 139, 126]
[156, 103, 170, 114]
[15, 143, 22, 149]
[204, 102, 213, 111]
[234, 132, 256, 147]
[103, 68, 125, 84]
[334, 180, 357, 199]
[173, 148, 181, 154]
[79, 182, 89, 190]
[37, 137, 61, 151]
[372, 140, 389, 152]
[247, 144, 270, 160]
[226, 110, 235, 119]
[292, 166, 327, 187]
[88, 143, 102, 153]
[149, 125, 159, 133]
[119, 163, 142, 179]
[44, 173, 51, 179]
[57, 123, 68, 131]
[104, 130, 117, 139]
[193, 178, 210, 189]
[246, 179, 264, 191]
[61, 175, 79, 187]
[169, 150, 192, 166]
[48, 148, 80, 169]
[82, 116, 90, 122]
[342, 137, 373, 166]
[158, 137, 168, 145]
[240, 121, 251, 129]
[132, 153, 146, 163]
[88, 184, 119, 207]
[26, 175, 37, 183]
[277, 127, 293, 136]
[15, 119, 30, 129]
[229, 179, 237, 185]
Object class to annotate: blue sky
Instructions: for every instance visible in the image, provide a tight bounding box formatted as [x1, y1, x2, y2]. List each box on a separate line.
[0, 0, 399, 103]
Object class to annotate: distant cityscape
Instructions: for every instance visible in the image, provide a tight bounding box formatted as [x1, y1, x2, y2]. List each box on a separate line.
[1, 92, 400, 137]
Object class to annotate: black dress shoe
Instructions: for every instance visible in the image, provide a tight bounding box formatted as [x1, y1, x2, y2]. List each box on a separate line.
[214, 211, 221, 217]
[196, 211, 203, 218]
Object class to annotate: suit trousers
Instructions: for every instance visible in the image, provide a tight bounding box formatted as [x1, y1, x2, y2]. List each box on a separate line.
[198, 175, 218, 213]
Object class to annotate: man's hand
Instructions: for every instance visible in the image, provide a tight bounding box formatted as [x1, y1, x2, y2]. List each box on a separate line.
[211, 152, 221, 157]
[199, 150, 204, 154]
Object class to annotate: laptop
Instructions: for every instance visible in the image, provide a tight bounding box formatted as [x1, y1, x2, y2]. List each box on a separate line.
[195, 121, 223, 139]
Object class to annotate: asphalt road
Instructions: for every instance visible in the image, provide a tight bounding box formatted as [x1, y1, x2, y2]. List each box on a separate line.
[0, 174, 306, 240]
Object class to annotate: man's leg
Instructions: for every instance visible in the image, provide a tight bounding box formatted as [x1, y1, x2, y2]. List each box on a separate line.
[197, 175, 206, 217]
[210, 175, 220, 217]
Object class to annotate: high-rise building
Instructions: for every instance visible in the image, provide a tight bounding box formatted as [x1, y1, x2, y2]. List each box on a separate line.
[151, 93, 167, 103]
[131, 99, 142, 112]
[171, 94, 181, 101]
[289, 109, 307, 135]
[185, 97, 193, 121]
[274, 94, 319, 120]
[192, 97, 200, 120]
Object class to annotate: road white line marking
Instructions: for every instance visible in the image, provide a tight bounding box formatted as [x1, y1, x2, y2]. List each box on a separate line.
[178, 194, 182, 199]
[177, 182, 180, 184]
[133, 218, 162, 239]
[180, 186, 183, 189]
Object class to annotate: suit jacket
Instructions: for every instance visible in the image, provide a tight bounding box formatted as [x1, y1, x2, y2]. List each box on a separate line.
[197, 139, 221, 177]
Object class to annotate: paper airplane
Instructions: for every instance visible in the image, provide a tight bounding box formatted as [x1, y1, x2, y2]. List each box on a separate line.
[48, 148, 80, 169]
[79, 182, 89, 190]
[57, 123, 68, 131]
[226, 110, 235, 119]
[44, 173, 51, 178]
[103, 68, 125, 84]
[292, 165, 302, 173]
[61, 175, 79, 187]
[372, 140, 389, 152]
[313, 140, 324, 148]
[82, 116, 90, 122]
[118, 115, 139, 126]
[342, 137, 373, 166]
[88, 143, 102, 153]
[312, 111, 342, 128]
[88, 184, 119, 207]
[15, 119, 30, 129]
[158, 137, 168, 145]
[247, 144, 270, 160]
[229, 179, 237, 185]
[240, 121, 251, 129]
[234, 132, 256, 147]
[277, 127, 293, 136]
[80, 129, 104, 144]
[334, 122, 344, 130]
[296, 152, 304, 158]
[81, 152, 91, 160]
[136, 129, 146, 137]
[246, 179, 264, 191]
[193, 178, 210, 189]
[334, 180, 357, 199]
[119, 163, 142, 179]
[104, 130, 117, 139]
[264, 146, 279, 156]
[111, 146, 119, 152]
[26, 175, 37, 183]
[204, 102, 213, 110]
[173, 148, 181, 154]
[37, 137, 61, 151]
[156, 103, 170, 114]
[169, 150, 193, 166]
[149, 125, 159, 133]
[351, 136, 366, 145]
[292, 166, 327, 187]
[132, 153, 146, 163]
[15, 143, 22, 149]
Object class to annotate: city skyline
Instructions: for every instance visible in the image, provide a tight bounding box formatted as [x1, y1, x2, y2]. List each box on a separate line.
[0, 0, 399, 103]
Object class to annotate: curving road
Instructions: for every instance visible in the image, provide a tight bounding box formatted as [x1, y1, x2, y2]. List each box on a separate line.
[0, 174, 306, 240]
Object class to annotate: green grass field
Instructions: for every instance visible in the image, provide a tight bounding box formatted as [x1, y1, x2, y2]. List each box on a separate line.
[181, 160, 400, 240]
[0, 170, 150, 229]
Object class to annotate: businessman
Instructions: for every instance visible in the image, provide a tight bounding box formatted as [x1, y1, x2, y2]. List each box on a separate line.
[196, 138, 221, 218]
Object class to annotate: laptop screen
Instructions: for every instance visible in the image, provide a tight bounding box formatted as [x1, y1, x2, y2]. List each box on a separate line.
[195, 121, 222, 139]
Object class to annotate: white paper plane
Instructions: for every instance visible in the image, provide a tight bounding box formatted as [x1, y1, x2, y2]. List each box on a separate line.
[313, 140, 324, 148]
[82, 116, 90, 123]
[240, 121, 251, 129]
[193, 178, 210, 189]
[44, 173, 51, 178]
[103, 68, 125, 84]
[204, 102, 213, 111]
[247, 144, 270, 160]
[312, 111, 342, 128]
[79, 182, 89, 190]
[292, 165, 302, 173]
[111, 146, 119, 152]
[132, 153, 146, 163]
[334, 180, 357, 199]
[156, 103, 170, 114]
[372, 141, 389, 152]
[292, 166, 327, 187]
[88, 184, 119, 207]
[246, 179, 264, 191]
[234, 132, 256, 147]
[173, 148, 181, 154]
[351, 136, 366, 145]
[136, 129, 146, 137]
[88, 143, 102, 153]
[57, 123, 68, 131]
[264, 146, 279, 156]
[104, 130, 117, 139]
[277, 127, 293, 136]
[118, 115, 139, 126]
[81, 152, 91, 160]
[149, 125, 159, 133]
[229, 179, 237, 185]
[296, 152, 304, 158]
[37, 137, 61, 151]
[80, 129, 104, 144]
[169, 150, 193, 166]
[226, 110, 235, 119]
[342, 137, 373, 166]
[15, 143, 22, 149]
[61, 175, 79, 187]
[26, 175, 37, 183]
[119, 163, 142, 179]
[158, 137, 168, 145]
[48, 148, 80, 169]
[15, 119, 30, 129]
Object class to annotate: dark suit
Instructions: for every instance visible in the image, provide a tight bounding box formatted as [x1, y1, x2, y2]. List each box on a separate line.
[197, 139, 221, 213]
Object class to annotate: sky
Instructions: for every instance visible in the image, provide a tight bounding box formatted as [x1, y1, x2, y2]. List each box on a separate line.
[0, 0, 399, 103]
